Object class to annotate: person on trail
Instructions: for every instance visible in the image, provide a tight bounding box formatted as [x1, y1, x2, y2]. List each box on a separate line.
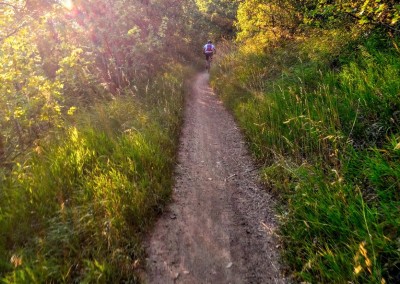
[203, 40, 216, 63]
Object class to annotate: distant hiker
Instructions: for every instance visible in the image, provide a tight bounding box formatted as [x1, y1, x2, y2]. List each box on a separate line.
[203, 40, 216, 62]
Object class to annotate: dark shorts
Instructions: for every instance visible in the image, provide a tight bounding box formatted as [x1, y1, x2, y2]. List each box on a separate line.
[205, 53, 213, 60]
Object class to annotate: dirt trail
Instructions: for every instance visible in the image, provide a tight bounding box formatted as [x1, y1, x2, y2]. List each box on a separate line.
[143, 73, 286, 283]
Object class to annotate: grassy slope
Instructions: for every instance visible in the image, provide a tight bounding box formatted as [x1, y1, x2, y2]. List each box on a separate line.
[0, 67, 189, 283]
[212, 30, 400, 283]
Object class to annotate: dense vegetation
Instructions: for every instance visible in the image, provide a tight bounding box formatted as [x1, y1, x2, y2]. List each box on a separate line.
[212, 0, 400, 283]
[0, 0, 235, 282]
[2, 0, 400, 283]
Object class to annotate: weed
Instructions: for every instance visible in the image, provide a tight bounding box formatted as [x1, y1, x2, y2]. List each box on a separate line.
[0, 67, 187, 282]
[212, 29, 400, 283]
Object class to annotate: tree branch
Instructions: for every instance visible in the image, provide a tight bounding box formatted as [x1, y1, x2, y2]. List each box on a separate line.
[0, 21, 27, 43]
[0, 1, 22, 10]
[344, 11, 400, 33]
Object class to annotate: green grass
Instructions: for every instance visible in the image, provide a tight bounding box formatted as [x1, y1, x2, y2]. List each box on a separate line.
[212, 30, 400, 283]
[0, 67, 187, 283]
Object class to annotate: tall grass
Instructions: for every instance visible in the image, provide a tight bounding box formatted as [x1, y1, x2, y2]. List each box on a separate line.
[212, 30, 400, 283]
[0, 67, 187, 282]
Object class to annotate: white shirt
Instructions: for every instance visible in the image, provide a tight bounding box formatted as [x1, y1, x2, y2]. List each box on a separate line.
[203, 43, 215, 53]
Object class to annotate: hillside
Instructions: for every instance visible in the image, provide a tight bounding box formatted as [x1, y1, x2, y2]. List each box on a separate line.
[211, 1, 400, 283]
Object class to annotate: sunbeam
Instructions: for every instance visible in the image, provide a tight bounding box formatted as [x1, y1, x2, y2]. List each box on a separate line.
[61, 0, 74, 10]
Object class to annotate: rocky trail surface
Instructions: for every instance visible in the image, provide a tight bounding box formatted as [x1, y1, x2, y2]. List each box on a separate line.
[143, 72, 286, 284]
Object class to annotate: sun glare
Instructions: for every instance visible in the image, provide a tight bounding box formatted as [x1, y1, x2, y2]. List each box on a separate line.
[61, 0, 74, 10]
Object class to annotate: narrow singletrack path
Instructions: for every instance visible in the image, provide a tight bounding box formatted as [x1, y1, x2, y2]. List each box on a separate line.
[143, 73, 286, 283]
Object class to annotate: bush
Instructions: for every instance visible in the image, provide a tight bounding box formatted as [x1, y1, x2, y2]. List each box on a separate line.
[0, 68, 187, 282]
[212, 29, 400, 283]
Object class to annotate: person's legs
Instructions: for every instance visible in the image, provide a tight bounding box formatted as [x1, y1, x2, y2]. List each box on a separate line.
[205, 53, 213, 70]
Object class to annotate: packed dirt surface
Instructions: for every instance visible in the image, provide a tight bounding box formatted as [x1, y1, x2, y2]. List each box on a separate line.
[143, 73, 286, 283]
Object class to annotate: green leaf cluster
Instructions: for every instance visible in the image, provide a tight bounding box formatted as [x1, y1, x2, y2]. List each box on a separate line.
[212, 3, 400, 281]
[0, 0, 223, 282]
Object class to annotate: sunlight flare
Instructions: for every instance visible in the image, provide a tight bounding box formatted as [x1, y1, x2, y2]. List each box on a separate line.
[61, 0, 74, 10]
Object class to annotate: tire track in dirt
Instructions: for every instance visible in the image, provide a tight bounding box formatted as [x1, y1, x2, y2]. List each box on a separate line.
[143, 72, 286, 283]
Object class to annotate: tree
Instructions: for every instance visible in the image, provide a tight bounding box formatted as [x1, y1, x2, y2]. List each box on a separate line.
[195, 0, 240, 37]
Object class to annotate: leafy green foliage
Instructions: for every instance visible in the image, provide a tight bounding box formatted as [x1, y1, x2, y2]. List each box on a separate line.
[0, 69, 186, 282]
[223, 3, 400, 283]
[236, 0, 299, 46]
[0, 0, 213, 281]
[212, 22, 400, 283]
[0, 0, 216, 165]
[310, 0, 400, 29]
[235, 0, 400, 50]
[195, 0, 239, 36]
